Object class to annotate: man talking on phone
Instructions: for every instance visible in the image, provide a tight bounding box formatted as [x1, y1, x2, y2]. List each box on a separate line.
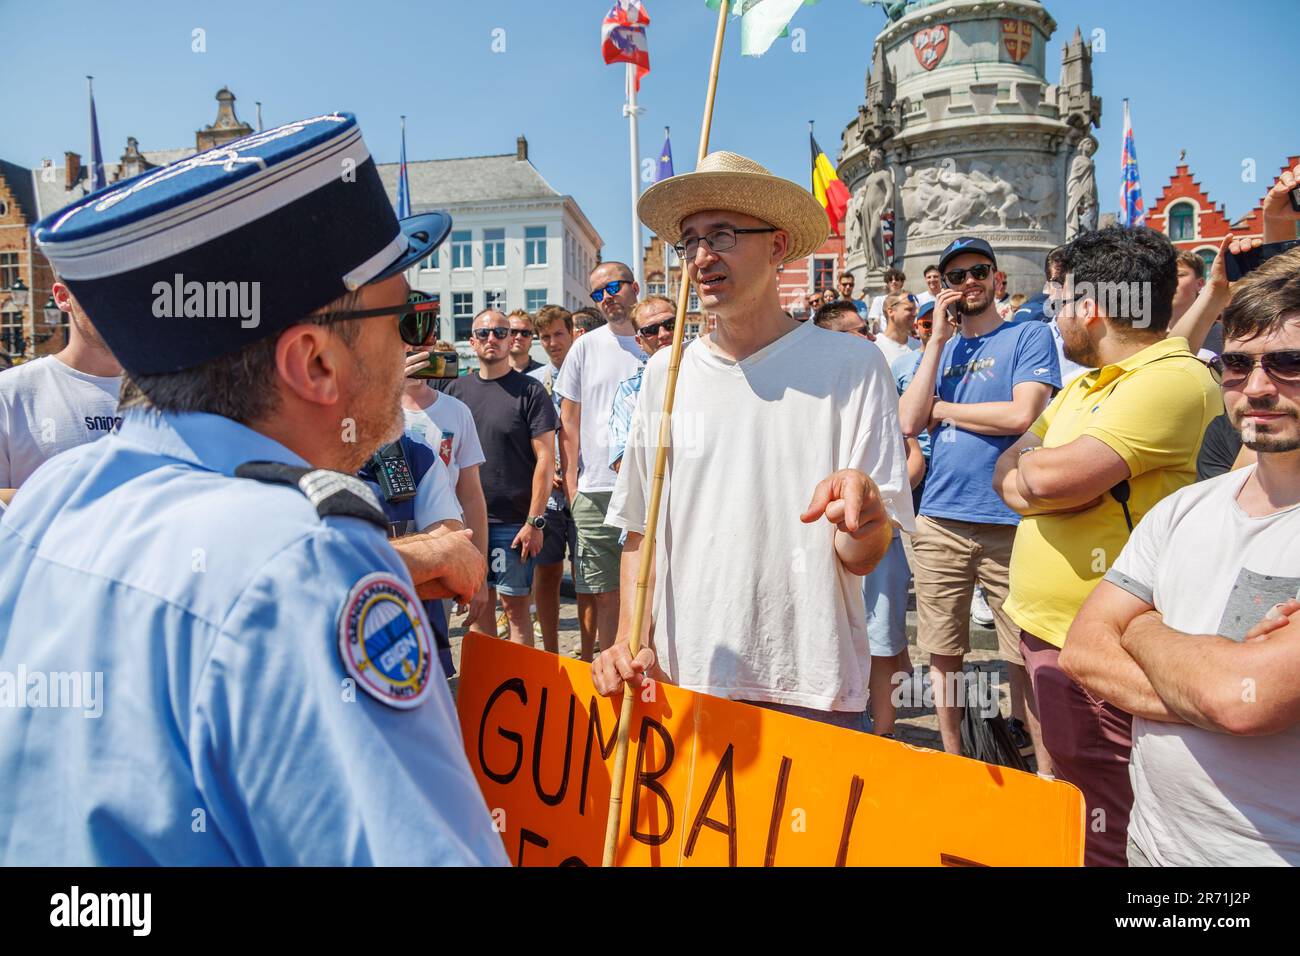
[899, 237, 1060, 763]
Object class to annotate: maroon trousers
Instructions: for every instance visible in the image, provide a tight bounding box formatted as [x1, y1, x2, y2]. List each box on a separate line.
[1021, 631, 1134, 868]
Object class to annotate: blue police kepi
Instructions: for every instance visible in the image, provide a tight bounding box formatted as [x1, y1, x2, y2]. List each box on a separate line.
[0, 112, 508, 865]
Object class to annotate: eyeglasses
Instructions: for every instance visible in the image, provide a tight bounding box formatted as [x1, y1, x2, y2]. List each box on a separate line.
[943, 264, 994, 286]
[471, 327, 511, 341]
[1215, 350, 1300, 387]
[326, 298, 439, 347]
[637, 318, 675, 338]
[590, 279, 632, 303]
[507, 329, 534, 338]
[673, 227, 777, 260]
[916, 319, 934, 329]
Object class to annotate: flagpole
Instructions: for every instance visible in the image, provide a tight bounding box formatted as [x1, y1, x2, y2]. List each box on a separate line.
[602, 0, 730, 868]
[625, 64, 646, 292]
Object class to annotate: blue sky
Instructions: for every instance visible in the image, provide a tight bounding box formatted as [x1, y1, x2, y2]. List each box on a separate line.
[2, 0, 1294, 265]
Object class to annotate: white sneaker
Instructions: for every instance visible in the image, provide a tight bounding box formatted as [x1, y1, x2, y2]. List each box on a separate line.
[970, 586, 995, 627]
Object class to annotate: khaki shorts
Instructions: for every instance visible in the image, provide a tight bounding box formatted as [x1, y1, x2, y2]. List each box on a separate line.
[571, 490, 621, 594]
[910, 514, 1022, 665]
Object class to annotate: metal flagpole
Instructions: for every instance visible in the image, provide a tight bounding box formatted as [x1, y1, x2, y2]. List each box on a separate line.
[602, 0, 730, 868]
[625, 63, 646, 291]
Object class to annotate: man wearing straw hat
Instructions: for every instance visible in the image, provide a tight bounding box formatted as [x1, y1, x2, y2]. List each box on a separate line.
[594, 151, 916, 729]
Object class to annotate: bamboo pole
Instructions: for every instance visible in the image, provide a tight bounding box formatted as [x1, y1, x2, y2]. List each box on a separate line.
[602, 0, 731, 868]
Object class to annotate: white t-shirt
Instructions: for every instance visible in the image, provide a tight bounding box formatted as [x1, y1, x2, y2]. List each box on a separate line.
[873, 334, 920, 367]
[1105, 465, 1300, 866]
[412, 454, 462, 529]
[606, 321, 915, 711]
[554, 326, 646, 494]
[0, 356, 121, 487]
[403, 390, 485, 490]
[914, 290, 937, 308]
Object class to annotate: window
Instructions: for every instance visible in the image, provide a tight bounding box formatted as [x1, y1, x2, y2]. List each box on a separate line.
[525, 226, 547, 266]
[452, 291, 474, 340]
[1168, 203, 1195, 241]
[525, 288, 547, 313]
[565, 232, 574, 277]
[812, 257, 835, 292]
[485, 289, 506, 313]
[1, 306, 23, 355]
[0, 252, 17, 290]
[420, 248, 439, 271]
[451, 230, 472, 270]
[1197, 248, 1217, 276]
[688, 291, 700, 312]
[647, 273, 666, 296]
[484, 228, 506, 268]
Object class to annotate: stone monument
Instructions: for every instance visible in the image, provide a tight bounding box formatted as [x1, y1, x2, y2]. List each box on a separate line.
[839, 0, 1101, 296]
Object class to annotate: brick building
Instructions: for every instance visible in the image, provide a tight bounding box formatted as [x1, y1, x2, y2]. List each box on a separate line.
[1144, 156, 1300, 271]
[0, 88, 254, 361]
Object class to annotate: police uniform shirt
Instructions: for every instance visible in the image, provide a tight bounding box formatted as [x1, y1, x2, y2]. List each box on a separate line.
[0, 355, 122, 487]
[0, 409, 508, 866]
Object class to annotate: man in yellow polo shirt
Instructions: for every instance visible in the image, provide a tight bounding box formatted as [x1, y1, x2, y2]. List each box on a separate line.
[993, 226, 1221, 867]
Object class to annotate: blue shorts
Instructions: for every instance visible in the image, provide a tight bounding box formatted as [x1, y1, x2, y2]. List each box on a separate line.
[488, 522, 536, 597]
[863, 532, 910, 657]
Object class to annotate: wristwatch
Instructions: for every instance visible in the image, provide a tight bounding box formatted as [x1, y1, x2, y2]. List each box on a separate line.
[527, 514, 548, 530]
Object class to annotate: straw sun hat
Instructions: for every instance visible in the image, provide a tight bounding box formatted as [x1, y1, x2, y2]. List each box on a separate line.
[637, 151, 829, 264]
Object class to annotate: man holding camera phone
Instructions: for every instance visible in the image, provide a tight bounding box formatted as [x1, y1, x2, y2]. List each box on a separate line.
[899, 237, 1060, 762]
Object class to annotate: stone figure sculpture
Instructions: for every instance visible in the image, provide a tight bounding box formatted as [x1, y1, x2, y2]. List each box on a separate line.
[1066, 136, 1099, 239]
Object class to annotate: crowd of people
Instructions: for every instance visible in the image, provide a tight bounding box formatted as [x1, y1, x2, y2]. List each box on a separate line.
[0, 107, 1297, 867]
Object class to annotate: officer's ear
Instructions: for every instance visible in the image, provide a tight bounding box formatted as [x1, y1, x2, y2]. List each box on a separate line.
[274, 323, 348, 407]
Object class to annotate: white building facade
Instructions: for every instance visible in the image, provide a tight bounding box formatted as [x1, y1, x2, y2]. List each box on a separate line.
[377, 136, 603, 345]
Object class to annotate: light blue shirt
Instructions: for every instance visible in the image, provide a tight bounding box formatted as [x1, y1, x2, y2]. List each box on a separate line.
[0, 410, 508, 866]
[608, 364, 645, 470]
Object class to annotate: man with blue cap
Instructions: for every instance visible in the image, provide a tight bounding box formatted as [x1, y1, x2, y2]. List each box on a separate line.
[0, 112, 509, 865]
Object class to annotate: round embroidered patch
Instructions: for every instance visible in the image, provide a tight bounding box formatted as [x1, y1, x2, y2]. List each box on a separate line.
[337, 572, 433, 709]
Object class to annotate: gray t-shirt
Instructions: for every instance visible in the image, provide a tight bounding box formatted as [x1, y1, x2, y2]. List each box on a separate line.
[0, 356, 121, 487]
[1105, 465, 1300, 865]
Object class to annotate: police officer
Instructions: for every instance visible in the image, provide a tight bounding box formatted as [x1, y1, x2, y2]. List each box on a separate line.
[0, 112, 508, 865]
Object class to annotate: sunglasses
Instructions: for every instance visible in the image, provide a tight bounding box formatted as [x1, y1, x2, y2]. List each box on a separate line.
[1214, 350, 1300, 387]
[507, 328, 534, 338]
[943, 264, 994, 286]
[472, 326, 511, 341]
[916, 319, 934, 329]
[590, 279, 631, 303]
[638, 318, 675, 338]
[328, 299, 439, 347]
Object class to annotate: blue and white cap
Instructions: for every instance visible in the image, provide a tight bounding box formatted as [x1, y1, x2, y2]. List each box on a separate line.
[32, 112, 450, 375]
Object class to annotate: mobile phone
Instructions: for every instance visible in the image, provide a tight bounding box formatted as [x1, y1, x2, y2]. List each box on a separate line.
[1225, 238, 1300, 282]
[1289, 184, 1300, 213]
[411, 350, 459, 379]
[370, 441, 417, 502]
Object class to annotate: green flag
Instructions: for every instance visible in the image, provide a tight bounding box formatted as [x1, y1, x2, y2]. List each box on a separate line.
[704, 0, 820, 57]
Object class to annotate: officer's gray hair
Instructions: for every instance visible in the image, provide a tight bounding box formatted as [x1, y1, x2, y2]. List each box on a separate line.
[118, 291, 363, 423]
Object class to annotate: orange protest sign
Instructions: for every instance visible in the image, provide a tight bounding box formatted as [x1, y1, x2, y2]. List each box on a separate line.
[456, 633, 1085, 866]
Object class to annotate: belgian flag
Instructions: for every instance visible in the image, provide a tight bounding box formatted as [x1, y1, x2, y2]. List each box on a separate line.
[810, 132, 850, 237]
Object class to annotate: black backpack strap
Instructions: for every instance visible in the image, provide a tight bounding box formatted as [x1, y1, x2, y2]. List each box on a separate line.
[235, 461, 387, 530]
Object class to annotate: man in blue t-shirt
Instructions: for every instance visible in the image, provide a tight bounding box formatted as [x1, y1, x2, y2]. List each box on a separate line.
[899, 237, 1060, 760]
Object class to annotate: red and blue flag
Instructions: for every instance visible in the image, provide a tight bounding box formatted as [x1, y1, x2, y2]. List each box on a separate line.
[601, 1, 651, 91]
[1119, 99, 1145, 228]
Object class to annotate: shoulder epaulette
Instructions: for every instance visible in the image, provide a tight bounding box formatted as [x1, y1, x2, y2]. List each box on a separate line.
[234, 461, 387, 530]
